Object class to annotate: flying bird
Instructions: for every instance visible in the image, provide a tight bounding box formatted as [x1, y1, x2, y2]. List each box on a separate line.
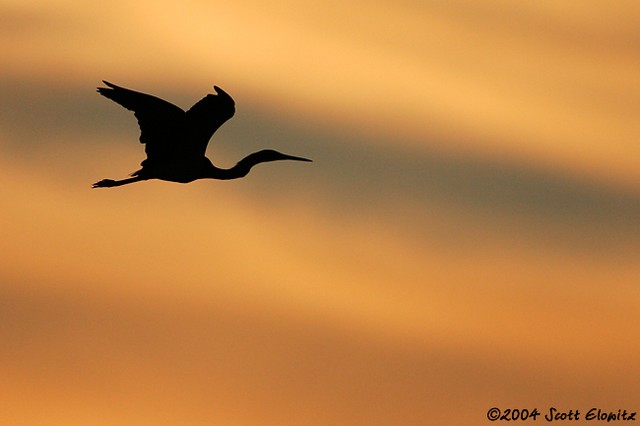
[93, 81, 311, 188]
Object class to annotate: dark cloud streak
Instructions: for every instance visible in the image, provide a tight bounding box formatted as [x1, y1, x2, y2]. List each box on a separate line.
[2, 78, 638, 251]
[226, 101, 640, 250]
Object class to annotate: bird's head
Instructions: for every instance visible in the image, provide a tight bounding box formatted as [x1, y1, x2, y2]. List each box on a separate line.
[229, 149, 311, 178]
[256, 149, 312, 163]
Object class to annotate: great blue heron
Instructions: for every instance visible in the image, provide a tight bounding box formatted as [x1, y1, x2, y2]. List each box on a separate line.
[93, 81, 311, 188]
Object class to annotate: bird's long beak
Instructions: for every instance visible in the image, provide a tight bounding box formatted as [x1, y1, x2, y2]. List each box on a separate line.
[284, 154, 312, 162]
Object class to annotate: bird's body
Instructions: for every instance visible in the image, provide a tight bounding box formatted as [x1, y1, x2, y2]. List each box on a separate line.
[93, 81, 310, 188]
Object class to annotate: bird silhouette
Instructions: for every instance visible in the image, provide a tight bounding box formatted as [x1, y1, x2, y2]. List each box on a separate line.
[93, 81, 311, 188]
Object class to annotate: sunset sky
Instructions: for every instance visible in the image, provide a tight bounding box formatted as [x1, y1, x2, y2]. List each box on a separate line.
[1, 0, 639, 424]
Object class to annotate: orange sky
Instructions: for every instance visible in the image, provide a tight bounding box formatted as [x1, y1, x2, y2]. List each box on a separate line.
[1, 1, 639, 424]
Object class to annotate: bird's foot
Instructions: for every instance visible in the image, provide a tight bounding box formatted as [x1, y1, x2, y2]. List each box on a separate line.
[92, 179, 116, 188]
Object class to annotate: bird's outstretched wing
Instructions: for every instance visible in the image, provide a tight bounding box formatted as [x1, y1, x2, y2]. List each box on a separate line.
[97, 81, 186, 161]
[185, 86, 235, 157]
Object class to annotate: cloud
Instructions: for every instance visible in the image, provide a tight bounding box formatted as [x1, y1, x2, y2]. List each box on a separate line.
[2, 1, 640, 423]
[2, 77, 639, 253]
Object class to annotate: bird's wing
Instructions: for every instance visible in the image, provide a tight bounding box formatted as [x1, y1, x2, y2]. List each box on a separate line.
[97, 81, 186, 161]
[185, 86, 235, 157]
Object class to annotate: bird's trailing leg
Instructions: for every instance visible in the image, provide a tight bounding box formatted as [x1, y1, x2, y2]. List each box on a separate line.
[92, 176, 145, 188]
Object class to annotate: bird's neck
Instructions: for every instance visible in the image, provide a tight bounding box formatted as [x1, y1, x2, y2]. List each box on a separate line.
[205, 155, 255, 180]
[204, 150, 305, 180]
